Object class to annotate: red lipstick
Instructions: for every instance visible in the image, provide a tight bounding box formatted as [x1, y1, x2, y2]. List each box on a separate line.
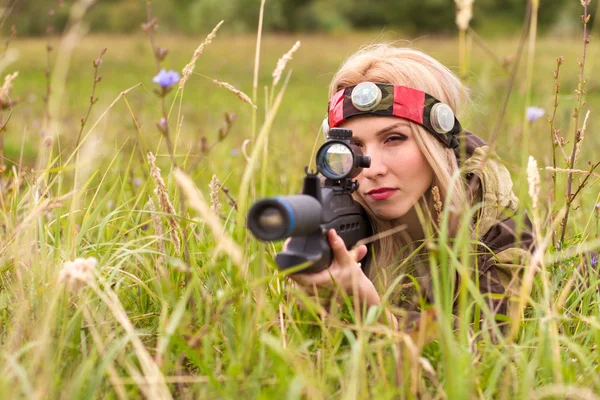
[367, 188, 397, 200]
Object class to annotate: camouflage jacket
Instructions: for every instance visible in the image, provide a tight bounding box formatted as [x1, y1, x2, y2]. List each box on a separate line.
[384, 130, 535, 333]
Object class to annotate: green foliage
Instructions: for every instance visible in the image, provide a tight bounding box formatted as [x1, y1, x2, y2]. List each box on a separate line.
[3, 0, 595, 36]
[6, 0, 70, 35]
[87, 0, 147, 34]
[1, 0, 600, 397]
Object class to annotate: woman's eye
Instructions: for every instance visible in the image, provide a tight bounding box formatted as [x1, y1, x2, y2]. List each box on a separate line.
[385, 135, 407, 143]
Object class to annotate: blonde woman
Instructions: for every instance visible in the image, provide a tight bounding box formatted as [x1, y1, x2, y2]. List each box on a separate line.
[290, 44, 534, 332]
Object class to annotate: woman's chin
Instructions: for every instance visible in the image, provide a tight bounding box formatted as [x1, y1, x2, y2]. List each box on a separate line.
[369, 206, 408, 221]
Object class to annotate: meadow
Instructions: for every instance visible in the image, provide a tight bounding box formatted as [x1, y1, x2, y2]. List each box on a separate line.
[1, 3, 600, 399]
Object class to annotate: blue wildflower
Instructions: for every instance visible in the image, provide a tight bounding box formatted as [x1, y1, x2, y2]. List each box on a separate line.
[152, 69, 180, 88]
[592, 255, 598, 267]
[526, 106, 545, 123]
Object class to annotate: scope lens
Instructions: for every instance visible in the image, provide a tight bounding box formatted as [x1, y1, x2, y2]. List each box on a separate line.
[247, 195, 321, 241]
[317, 142, 354, 180]
[258, 207, 284, 231]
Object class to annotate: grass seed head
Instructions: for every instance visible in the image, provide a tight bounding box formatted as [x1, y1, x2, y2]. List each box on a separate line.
[0, 71, 18, 109]
[527, 156, 540, 210]
[209, 174, 222, 217]
[272, 40, 301, 86]
[147, 151, 181, 252]
[454, 0, 474, 31]
[180, 20, 224, 89]
[212, 79, 256, 108]
[58, 257, 97, 293]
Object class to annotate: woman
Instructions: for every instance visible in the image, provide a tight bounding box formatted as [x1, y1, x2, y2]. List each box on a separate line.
[290, 44, 534, 333]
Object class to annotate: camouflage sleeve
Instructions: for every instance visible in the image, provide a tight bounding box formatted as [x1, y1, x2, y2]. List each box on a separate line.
[396, 212, 534, 341]
[474, 215, 535, 330]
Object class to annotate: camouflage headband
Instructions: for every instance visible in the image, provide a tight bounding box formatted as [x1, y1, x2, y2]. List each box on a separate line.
[324, 82, 461, 148]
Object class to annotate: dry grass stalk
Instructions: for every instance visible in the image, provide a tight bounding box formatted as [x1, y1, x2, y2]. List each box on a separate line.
[59, 256, 162, 400]
[272, 41, 301, 86]
[147, 152, 181, 253]
[545, 166, 600, 178]
[574, 110, 590, 161]
[179, 20, 224, 89]
[535, 384, 600, 400]
[252, 0, 267, 105]
[560, 0, 592, 246]
[221, 184, 238, 210]
[14, 192, 72, 235]
[174, 169, 244, 269]
[527, 156, 540, 210]
[147, 198, 167, 277]
[81, 308, 129, 400]
[59, 255, 170, 397]
[432, 185, 443, 226]
[209, 174, 222, 216]
[0, 48, 18, 76]
[241, 138, 252, 162]
[354, 224, 407, 249]
[91, 278, 172, 399]
[212, 79, 256, 108]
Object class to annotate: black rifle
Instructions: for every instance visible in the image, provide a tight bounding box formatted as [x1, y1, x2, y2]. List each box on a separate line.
[247, 128, 372, 273]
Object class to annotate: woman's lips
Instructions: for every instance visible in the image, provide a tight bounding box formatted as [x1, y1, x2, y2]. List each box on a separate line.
[367, 188, 398, 200]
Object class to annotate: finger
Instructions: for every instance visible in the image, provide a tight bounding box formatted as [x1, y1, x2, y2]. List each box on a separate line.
[328, 229, 354, 266]
[289, 270, 334, 287]
[349, 244, 368, 263]
[282, 237, 292, 251]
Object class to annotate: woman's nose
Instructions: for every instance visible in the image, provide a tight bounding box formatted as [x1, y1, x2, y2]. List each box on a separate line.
[361, 150, 388, 179]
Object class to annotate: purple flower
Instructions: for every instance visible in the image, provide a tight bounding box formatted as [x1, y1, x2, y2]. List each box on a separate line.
[595, 203, 600, 211]
[152, 69, 180, 88]
[592, 255, 598, 267]
[526, 106, 546, 123]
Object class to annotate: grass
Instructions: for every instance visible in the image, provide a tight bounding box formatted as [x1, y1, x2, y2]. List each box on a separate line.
[1, 6, 600, 398]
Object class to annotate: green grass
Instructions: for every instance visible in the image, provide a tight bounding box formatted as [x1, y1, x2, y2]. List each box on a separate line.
[1, 15, 600, 400]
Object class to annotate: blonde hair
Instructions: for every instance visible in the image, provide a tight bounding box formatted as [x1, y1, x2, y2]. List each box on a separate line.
[329, 44, 470, 286]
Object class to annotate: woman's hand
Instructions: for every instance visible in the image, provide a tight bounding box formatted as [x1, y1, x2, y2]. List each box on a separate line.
[286, 229, 380, 306]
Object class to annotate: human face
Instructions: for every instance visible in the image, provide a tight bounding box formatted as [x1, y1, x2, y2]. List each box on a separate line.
[340, 116, 434, 221]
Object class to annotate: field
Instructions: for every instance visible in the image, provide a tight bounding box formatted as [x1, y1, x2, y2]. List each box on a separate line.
[1, 14, 600, 400]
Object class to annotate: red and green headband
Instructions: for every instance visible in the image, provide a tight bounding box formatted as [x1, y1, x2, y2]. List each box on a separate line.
[324, 82, 462, 148]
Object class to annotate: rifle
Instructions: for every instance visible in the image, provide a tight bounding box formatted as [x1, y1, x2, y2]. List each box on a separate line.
[247, 128, 372, 273]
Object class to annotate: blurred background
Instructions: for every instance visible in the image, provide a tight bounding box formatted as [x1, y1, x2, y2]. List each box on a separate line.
[1, 0, 599, 210]
[6, 0, 596, 37]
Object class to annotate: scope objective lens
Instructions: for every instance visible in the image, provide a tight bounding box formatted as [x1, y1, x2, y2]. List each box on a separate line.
[258, 207, 284, 231]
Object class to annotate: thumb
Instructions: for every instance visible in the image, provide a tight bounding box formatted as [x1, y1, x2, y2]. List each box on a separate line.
[350, 244, 368, 263]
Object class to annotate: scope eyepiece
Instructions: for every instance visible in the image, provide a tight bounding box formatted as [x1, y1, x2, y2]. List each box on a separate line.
[316, 137, 370, 181]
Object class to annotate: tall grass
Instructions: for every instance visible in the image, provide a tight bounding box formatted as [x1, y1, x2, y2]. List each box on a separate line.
[1, 0, 600, 398]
